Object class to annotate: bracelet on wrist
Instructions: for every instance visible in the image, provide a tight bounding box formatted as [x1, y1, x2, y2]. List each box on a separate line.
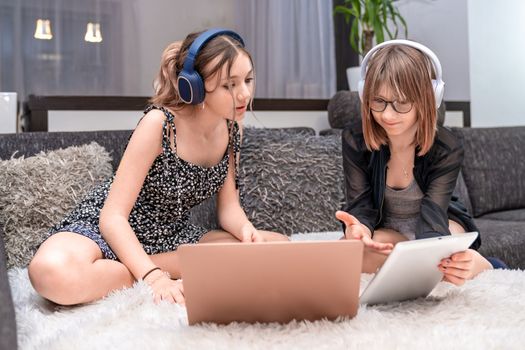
[147, 270, 172, 286]
[141, 267, 161, 281]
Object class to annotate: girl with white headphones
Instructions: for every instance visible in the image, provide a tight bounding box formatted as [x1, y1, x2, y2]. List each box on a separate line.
[29, 29, 288, 306]
[336, 40, 501, 285]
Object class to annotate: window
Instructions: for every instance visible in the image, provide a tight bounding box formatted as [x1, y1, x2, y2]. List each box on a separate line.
[0, 0, 123, 99]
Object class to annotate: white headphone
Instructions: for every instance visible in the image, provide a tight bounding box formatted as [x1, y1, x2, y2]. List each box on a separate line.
[357, 39, 445, 108]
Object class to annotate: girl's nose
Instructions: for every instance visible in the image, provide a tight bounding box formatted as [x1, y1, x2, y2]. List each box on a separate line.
[237, 84, 251, 101]
[381, 103, 399, 119]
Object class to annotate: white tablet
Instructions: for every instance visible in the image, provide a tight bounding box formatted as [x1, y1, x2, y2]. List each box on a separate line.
[360, 231, 479, 305]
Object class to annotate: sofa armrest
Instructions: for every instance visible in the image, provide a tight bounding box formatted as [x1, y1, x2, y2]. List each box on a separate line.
[0, 225, 17, 349]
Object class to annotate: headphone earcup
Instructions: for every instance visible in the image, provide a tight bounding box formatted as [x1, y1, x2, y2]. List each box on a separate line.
[432, 79, 445, 108]
[177, 29, 244, 105]
[357, 78, 365, 102]
[178, 71, 205, 105]
[189, 71, 205, 105]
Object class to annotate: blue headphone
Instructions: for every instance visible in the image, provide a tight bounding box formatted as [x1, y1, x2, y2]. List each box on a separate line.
[177, 28, 245, 105]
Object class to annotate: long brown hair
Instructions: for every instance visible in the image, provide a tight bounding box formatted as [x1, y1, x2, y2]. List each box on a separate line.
[150, 30, 254, 110]
[361, 44, 437, 155]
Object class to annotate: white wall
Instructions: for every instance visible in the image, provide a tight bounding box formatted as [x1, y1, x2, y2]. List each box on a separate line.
[397, 0, 525, 126]
[245, 111, 330, 133]
[394, 0, 470, 102]
[468, 0, 525, 127]
[48, 110, 331, 134]
[48, 109, 463, 133]
[48, 111, 142, 132]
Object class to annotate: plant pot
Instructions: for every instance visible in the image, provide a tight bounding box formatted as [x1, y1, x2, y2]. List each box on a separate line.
[346, 66, 361, 92]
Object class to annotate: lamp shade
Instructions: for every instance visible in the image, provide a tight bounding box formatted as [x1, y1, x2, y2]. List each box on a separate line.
[34, 19, 53, 40]
[85, 22, 103, 43]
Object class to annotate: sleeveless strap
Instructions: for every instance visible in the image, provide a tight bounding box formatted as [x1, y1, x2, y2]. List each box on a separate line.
[228, 120, 241, 189]
[144, 105, 176, 154]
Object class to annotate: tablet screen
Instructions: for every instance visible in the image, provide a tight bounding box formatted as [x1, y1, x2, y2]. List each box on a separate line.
[360, 231, 478, 305]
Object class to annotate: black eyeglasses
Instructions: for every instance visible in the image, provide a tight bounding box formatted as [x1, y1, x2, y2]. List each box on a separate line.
[370, 98, 413, 114]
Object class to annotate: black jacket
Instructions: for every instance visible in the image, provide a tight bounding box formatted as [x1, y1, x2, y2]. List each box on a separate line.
[341, 122, 481, 250]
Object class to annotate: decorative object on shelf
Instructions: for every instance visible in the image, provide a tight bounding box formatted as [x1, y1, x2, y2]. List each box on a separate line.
[34, 19, 53, 40]
[0, 92, 17, 133]
[334, 0, 407, 90]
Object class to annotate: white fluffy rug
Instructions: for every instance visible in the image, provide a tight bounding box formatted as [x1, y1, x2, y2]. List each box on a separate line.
[9, 233, 525, 350]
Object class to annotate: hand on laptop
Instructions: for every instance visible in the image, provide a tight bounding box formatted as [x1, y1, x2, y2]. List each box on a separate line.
[145, 270, 185, 305]
[335, 211, 393, 254]
[240, 222, 264, 242]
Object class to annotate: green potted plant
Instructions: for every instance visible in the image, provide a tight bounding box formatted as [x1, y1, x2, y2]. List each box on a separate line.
[334, 0, 408, 89]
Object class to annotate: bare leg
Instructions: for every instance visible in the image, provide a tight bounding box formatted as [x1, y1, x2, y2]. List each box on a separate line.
[29, 232, 134, 305]
[198, 229, 289, 243]
[29, 229, 289, 305]
[28, 231, 235, 304]
[448, 219, 466, 234]
[259, 230, 291, 242]
[198, 230, 242, 243]
[145, 231, 242, 280]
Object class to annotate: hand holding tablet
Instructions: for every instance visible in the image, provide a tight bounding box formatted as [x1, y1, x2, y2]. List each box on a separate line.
[360, 231, 479, 305]
[439, 247, 493, 286]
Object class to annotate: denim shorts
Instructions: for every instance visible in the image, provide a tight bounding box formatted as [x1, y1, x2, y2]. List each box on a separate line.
[50, 223, 118, 260]
[486, 257, 508, 269]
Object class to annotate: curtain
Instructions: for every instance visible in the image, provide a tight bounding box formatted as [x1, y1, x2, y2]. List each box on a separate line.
[0, 0, 130, 100]
[234, 0, 336, 99]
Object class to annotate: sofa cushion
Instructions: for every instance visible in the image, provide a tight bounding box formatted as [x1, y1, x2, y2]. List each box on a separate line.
[0, 130, 132, 171]
[319, 128, 342, 137]
[452, 171, 473, 216]
[452, 127, 525, 217]
[0, 128, 315, 172]
[327, 91, 361, 129]
[187, 127, 317, 231]
[0, 142, 113, 268]
[239, 132, 344, 235]
[477, 209, 525, 222]
[474, 218, 525, 270]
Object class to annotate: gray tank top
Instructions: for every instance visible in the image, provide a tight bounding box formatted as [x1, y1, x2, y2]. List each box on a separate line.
[382, 179, 424, 240]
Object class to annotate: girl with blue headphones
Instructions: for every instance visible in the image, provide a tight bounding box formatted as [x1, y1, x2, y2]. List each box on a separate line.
[29, 29, 288, 306]
[336, 40, 500, 285]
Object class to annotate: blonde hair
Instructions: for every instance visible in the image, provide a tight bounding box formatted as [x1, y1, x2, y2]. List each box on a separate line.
[149, 30, 254, 110]
[361, 45, 437, 156]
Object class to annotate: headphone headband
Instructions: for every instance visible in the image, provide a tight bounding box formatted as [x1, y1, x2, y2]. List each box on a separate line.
[178, 28, 245, 105]
[357, 39, 445, 108]
[182, 28, 245, 73]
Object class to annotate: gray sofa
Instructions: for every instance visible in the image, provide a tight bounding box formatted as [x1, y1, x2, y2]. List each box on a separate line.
[0, 126, 341, 349]
[1, 95, 524, 347]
